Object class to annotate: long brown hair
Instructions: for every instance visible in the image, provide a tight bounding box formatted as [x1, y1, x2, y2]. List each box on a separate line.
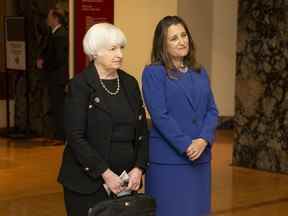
[151, 16, 201, 76]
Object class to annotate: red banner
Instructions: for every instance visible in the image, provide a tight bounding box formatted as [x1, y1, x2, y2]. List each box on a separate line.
[75, 0, 114, 74]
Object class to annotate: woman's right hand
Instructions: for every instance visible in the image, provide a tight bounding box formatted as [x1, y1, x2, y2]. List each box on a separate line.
[101, 169, 124, 194]
[186, 138, 208, 161]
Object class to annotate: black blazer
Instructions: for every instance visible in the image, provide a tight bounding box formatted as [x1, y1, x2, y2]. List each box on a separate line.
[42, 26, 68, 85]
[58, 64, 149, 194]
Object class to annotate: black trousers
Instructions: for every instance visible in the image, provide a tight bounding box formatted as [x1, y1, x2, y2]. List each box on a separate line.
[63, 186, 108, 216]
[47, 84, 65, 140]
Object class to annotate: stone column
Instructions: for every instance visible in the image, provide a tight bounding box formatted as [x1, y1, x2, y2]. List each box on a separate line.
[234, 0, 288, 172]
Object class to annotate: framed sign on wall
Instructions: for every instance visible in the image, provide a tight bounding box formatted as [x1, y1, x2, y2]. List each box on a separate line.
[5, 16, 26, 71]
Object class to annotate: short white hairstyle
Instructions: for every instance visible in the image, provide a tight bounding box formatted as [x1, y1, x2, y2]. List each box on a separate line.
[83, 23, 127, 59]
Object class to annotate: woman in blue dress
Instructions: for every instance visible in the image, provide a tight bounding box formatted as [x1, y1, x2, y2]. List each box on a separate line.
[142, 16, 219, 216]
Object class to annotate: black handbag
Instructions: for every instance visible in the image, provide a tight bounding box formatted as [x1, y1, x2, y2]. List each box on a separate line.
[88, 193, 156, 216]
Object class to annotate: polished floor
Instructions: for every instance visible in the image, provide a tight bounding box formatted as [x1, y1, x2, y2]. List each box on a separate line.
[1, 130, 288, 216]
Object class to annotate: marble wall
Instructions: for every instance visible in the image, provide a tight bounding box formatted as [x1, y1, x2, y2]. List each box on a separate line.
[233, 0, 288, 172]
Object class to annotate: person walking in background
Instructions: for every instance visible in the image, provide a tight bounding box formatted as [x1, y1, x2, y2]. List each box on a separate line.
[58, 23, 148, 216]
[142, 16, 219, 216]
[37, 8, 68, 144]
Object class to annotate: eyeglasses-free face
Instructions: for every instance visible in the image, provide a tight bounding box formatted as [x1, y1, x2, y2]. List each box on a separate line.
[166, 24, 189, 63]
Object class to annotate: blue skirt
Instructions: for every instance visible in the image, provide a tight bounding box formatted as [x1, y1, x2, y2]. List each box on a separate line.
[145, 162, 211, 216]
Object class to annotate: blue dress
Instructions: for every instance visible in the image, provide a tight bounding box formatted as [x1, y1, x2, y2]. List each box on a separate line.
[142, 65, 218, 216]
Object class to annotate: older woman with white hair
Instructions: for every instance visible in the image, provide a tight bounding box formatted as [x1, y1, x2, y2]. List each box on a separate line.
[58, 23, 148, 216]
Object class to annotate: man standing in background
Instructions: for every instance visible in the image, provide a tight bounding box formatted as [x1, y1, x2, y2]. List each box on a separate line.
[37, 8, 68, 144]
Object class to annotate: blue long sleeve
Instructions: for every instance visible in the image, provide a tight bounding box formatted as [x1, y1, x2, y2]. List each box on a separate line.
[198, 71, 219, 145]
[142, 66, 192, 154]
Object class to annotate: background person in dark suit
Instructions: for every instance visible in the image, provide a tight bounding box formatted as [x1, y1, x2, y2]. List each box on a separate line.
[142, 16, 219, 216]
[37, 8, 68, 144]
[57, 23, 149, 216]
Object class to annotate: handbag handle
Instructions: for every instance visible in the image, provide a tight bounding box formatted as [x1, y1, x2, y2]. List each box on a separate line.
[110, 191, 137, 199]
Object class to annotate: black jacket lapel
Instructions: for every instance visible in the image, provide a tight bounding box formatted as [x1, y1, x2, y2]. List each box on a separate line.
[83, 64, 111, 115]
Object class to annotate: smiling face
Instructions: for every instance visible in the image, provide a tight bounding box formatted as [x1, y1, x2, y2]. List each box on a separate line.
[95, 43, 124, 72]
[166, 24, 189, 64]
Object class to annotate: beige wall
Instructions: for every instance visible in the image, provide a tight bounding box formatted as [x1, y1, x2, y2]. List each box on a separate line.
[178, 0, 213, 74]
[211, 0, 238, 116]
[114, 0, 178, 83]
[178, 0, 237, 116]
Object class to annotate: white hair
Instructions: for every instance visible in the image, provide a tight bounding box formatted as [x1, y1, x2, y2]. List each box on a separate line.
[83, 23, 127, 59]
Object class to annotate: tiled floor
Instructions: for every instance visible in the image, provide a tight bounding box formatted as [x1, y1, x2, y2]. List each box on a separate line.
[1, 130, 288, 215]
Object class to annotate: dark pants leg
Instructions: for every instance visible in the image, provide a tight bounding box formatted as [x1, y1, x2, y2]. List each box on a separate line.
[63, 186, 108, 216]
[48, 84, 65, 140]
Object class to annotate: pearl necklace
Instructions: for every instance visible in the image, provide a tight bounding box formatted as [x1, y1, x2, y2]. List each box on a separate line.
[99, 76, 120, 96]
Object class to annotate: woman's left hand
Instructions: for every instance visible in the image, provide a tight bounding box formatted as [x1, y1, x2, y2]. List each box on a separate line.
[127, 167, 143, 191]
[186, 138, 208, 161]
